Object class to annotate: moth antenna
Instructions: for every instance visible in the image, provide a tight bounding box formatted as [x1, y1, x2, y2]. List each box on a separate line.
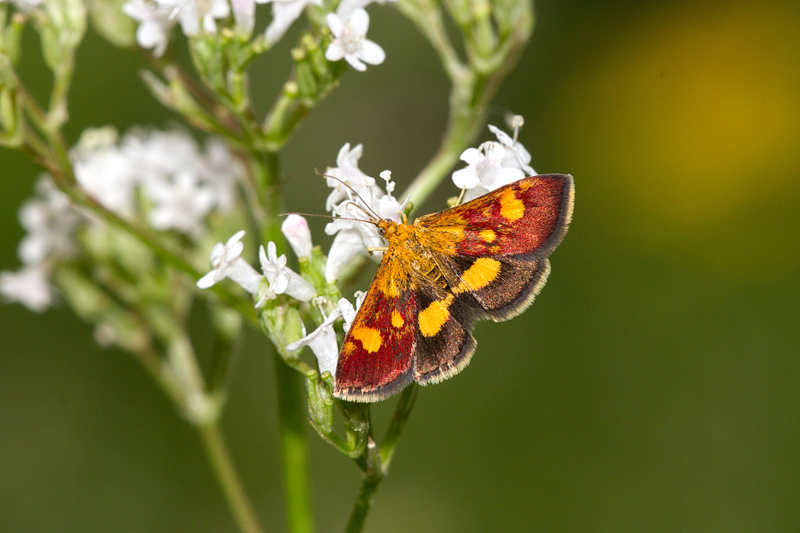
[278, 210, 380, 227]
[314, 168, 382, 221]
[343, 201, 381, 227]
[280, 211, 331, 220]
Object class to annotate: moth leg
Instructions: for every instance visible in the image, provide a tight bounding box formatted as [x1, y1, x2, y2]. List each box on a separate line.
[454, 185, 467, 206]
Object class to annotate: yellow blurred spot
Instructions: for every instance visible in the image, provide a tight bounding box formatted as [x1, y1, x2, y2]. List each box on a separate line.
[556, 2, 800, 277]
[480, 229, 496, 242]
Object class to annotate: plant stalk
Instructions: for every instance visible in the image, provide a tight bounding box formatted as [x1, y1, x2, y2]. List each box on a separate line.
[275, 354, 316, 533]
[198, 421, 265, 533]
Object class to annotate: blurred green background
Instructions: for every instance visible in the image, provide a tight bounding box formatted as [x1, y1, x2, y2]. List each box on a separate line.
[2, 0, 799, 531]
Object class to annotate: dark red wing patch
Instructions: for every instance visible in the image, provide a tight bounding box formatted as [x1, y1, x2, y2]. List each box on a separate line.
[419, 174, 574, 259]
[334, 260, 418, 402]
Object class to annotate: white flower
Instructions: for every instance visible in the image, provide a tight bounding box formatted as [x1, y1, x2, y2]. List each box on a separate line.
[324, 225, 371, 283]
[197, 231, 262, 293]
[487, 117, 535, 176]
[144, 170, 217, 238]
[257, 242, 315, 305]
[281, 214, 313, 258]
[375, 170, 405, 220]
[158, 0, 230, 36]
[286, 307, 342, 376]
[257, 0, 322, 45]
[325, 143, 371, 211]
[124, 129, 241, 218]
[73, 128, 239, 238]
[230, 0, 256, 37]
[122, 0, 176, 57]
[452, 116, 536, 201]
[0, 265, 53, 312]
[17, 176, 81, 266]
[452, 141, 525, 199]
[122, 129, 201, 180]
[198, 138, 243, 212]
[287, 291, 365, 375]
[323, 146, 407, 282]
[323, 189, 405, 282]
[325, 8, 385, 72]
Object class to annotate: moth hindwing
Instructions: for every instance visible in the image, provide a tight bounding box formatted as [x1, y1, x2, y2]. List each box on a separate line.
[333, 174, 574, 402]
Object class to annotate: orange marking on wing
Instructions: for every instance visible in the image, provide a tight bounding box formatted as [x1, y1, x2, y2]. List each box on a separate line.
[351, 325, 382, 353]
[499, 187, 525, 222]
[454, 257, 501, 293]
[391, 310, 404, 328]
[418, 295, 454, 337]
[480, 229, 496, 242]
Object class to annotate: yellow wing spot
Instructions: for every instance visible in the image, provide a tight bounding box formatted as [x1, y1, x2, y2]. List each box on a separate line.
[499, 188, 525, 222]
[455, 257, 501, 293]
[419, 296, 453, 337]
[480, 229, 496, 242]
[351, 326, 383, 353]
[391, 310, 405, 328]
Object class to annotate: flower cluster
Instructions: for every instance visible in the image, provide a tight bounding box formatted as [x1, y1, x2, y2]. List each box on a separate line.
[122, 0, 388, 72]
[0, 177, 77, 311]
[324, 145, 408, 282]
[195, 227, 316, 307]
[73, 128, 242, 236]
[0, 128, 243, 312]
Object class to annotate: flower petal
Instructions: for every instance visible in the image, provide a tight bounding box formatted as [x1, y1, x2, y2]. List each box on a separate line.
[282, 214, 313, 258]
[325, 228, 367, 282]
[349, 7, 370, 33]
[358, 39, 385, 65]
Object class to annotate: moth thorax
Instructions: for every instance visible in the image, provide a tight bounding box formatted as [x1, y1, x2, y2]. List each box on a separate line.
[381, 221, 415, 245]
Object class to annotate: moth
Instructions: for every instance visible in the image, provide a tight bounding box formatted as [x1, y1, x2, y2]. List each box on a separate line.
[334, 174, 574, 402]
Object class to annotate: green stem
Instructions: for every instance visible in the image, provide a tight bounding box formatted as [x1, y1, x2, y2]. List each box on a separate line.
[198, 421, 266, 533]
[343, 385, 419, 533]
[401, 73, 488, 213]
[344, 435, 382, 533]
[275, 355, 315, 533]
[263, 82, 311, 149]
[259, 151, 284, 248]
[398, 0, 533, 213]
[378, 385, 418, 471]
[344, 471, 382, 533]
